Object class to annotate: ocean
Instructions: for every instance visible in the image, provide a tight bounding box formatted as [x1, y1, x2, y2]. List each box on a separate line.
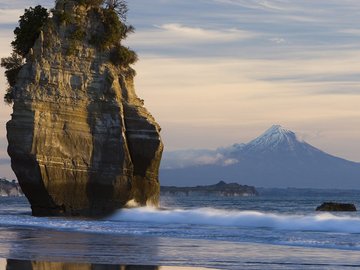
[1, 191, 360, 269]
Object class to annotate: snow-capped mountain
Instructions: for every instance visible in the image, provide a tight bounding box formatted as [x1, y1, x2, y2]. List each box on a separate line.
[226, 125, 327, 159]
[246, 125, 298, 152]
[161, 125, 360, 188]
[242, 125, 309, 154]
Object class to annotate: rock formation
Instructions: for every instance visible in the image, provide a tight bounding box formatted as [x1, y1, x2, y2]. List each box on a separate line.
[6, 1, 163, 216]
[316, 202, 357, 212]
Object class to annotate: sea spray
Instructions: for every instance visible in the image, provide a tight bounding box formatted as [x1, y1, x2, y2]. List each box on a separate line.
[0, 207, 359, 234]
[109, 207, 360, 233]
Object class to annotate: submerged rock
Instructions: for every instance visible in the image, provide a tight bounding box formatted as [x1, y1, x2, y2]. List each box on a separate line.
[7, 1, 163, 216]
[316, 202, 357, 212]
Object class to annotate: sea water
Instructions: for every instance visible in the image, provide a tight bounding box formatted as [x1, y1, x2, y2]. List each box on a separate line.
[1, 191, 360, 269]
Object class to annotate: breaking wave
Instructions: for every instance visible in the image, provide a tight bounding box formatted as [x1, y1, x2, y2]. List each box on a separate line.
[1, 207, 360, 240]
[109, 207, 360, 234]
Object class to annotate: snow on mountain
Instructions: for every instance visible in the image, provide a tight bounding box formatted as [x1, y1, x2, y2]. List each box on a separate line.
[235, 125, 326, 159]
[161, 125, 360, 188]
[245, 125, 298, 150]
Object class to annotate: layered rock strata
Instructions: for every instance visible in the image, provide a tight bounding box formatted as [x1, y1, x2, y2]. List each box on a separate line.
[7, 1, 163, 216]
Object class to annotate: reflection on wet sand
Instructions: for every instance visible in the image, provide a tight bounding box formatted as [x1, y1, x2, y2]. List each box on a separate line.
[3, 227, 360, 269]
[4, 259, 216, 270]
[6, 259, 158, 270]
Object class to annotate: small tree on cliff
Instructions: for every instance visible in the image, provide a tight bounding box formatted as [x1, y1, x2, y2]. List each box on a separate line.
[88, 0, 137, 68]
[11, 5, 49, 57]
[1, 53, 23, 87]
[1, 5, 48, 104]
[105, 0, 128, 21]
[0, 53, 24, 104]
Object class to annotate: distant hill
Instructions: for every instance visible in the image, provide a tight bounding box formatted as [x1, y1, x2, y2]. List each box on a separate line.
[161, 181, 258, 197]
[160, 125, 360, 188]
[0, 178, 23, 197]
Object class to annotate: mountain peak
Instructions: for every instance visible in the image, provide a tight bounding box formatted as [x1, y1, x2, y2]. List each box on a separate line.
[245, 125, 299, 153]
[263, 125, 293, 136]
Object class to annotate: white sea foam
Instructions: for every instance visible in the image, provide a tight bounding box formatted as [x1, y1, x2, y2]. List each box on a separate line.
[1, 207, 360, 239]
[109, 207, 360, 234]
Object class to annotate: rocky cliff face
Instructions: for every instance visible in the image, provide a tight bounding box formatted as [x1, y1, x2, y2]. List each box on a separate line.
[7, 1, 163, 216]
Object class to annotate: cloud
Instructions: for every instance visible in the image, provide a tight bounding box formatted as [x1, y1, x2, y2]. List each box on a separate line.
[128, 23, 257, 46]
[126, 1, 360, 59]
[162, 150, 239, 169]
[339, 29, 360, 36]
[269, 37, 286, 44]
[134, 51, 360, 98]
[159, 23, 256, 41]
[223, 158, 239, 166]
[213, 0, 288, 11]
[194, 153, 225, 166]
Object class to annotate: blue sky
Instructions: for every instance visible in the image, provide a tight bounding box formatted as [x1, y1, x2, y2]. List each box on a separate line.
[0, 0, 360, 178]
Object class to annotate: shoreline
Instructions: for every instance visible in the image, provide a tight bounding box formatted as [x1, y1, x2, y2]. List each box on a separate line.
[0, 227, 359, 269]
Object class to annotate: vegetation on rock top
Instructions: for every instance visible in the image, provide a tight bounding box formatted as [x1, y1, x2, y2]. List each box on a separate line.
[1, 0, 137, 104]
[1, 5, 49, 104]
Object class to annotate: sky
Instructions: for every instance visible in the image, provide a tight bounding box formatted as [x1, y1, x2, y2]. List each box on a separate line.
[0, 0, 360, 178]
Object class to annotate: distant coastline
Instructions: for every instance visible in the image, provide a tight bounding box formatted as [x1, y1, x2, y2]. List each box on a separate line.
[161, 181, 258, 197]
[0, 178, 23, 197]
[2, 177, 360, 198]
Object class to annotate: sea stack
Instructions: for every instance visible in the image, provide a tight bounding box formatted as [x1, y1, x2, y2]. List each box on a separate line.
[6, 0, 163, 216]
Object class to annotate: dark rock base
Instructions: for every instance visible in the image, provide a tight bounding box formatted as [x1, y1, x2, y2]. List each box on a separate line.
[316, 202, 357, 212]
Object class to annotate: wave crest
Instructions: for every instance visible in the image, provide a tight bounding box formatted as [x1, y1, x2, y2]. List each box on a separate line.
[109, 207, 360, 233]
